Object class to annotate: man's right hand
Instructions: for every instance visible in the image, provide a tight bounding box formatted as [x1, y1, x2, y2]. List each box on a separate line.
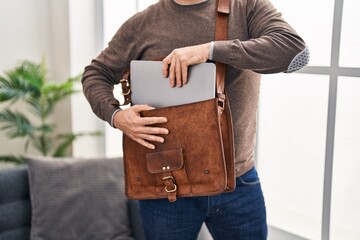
[113, 105, 169, 149]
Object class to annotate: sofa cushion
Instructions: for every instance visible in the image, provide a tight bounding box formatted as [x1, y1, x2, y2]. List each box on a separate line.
[0, 227, 30, 240]
[0, 166, 31, 240]
[26, 156, 134, 240]
[127, 200, 145, 240]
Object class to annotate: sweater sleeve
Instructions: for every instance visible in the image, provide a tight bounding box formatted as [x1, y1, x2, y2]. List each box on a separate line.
[81, 16, 139, 126]
[213, 0, 309, 74]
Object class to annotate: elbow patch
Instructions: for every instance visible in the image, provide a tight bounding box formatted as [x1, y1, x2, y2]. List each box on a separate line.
[285, 47, 310, 73]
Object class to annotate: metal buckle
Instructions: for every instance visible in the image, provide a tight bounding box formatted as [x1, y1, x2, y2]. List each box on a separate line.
[165, 184, 177, 193]
[218, 97, 225, 110]
[217, 92, 226, 113]
[120, 79, 131, 96]
[121, 89, 131, 96]
[120, 78, 129, 86]
[163, 176, 175, 181]
[163, 176, 177, 193]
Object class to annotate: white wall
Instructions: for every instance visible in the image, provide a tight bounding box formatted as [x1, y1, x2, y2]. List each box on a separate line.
[0, 0, 52, 70]
[68, 0, 105, 157]
[0, 0, 52, 156]
[0, 0, 104, 158]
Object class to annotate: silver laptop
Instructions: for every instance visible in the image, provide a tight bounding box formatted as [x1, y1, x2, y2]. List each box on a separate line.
[130, 61, 216, 108]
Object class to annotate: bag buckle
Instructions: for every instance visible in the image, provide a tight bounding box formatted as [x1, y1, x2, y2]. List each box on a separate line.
[120, 79, 131, 96]
[217, 92, 226, 113]
[218, 97, 225, 110]
[163, 176, 177, 193]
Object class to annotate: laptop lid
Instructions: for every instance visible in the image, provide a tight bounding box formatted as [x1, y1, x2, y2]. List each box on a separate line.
[130, 60, 216, 108]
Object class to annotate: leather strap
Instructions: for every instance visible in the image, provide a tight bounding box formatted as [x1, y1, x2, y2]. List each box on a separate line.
[111, 70, 131, 107]
[218, 0, 230, 14]
[215, 0, 230, 99]
[162, 174, 177, 202]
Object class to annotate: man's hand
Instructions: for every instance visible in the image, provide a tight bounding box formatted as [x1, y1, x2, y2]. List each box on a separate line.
[162, 42, 210, 88]
[113, 105, 169, 149]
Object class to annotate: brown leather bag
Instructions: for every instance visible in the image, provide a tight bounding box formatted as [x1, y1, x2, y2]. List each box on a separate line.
[121, 0, 234, 202]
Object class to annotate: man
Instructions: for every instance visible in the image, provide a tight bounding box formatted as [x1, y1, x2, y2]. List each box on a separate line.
[82, 0, 309, 239]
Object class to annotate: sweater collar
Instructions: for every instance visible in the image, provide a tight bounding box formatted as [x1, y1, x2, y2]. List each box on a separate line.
[173, 0, 207, 5]
[169, 0, 213, 10]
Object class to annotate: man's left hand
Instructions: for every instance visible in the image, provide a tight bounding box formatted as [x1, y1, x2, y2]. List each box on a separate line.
[162, 42, 211, 88]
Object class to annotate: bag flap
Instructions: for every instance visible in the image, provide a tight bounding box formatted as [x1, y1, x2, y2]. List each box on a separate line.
[146, 148, 184, 174]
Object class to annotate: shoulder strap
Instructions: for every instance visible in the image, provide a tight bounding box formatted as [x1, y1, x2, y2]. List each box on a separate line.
[215, 0, 230, 100]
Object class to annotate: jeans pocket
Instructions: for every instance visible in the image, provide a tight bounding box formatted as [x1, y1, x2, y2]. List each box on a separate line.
[238, 167, 260, 185]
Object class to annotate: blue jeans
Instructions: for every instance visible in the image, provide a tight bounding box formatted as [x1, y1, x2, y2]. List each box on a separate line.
[139, 167, 267, 240]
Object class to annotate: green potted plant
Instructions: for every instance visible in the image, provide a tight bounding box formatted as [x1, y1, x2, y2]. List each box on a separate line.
[0, 59, 100, 164]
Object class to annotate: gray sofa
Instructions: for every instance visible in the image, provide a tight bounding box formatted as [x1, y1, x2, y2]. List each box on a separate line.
[0, 161, 145, 240]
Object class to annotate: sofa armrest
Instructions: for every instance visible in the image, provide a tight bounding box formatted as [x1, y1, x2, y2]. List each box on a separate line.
[128, 200, 145, 240]
[0, 166, 31, 240]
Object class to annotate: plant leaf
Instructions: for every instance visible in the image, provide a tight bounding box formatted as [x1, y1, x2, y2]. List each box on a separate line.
[25, 96, 42, 117]
[0, 61, 47, 103]
[53, 131, 102, 157]
[52, 133, 76, 157]
[0, 75, 30, 102]
[0, 155, 25, 164]
[40, 81, 78, 117]
[0, 109, 34, 138]
[16, 61, 45, 89]
[30, 134, 54, 156]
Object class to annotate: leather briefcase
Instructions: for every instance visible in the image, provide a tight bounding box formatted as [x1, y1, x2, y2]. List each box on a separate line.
[120, 0, 235, 202]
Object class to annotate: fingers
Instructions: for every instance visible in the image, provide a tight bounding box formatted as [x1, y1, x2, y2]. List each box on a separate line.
[131, 105, 168, 125]
[174, 58, 180, 87]
[133, 138, 156, 150]
[130, 127, 168, 150]
[137, 116, 168, 126]
[181, 63, 188, 85]
[163, 43, 210, 88]
[174, 60, 189, 87]
[169, 57, 177, 87]
[113, 105, 169, 150]
[162, 59, 169, 78]
[139, 132, 165, 143]
[163, 50, 189, 88]
[131, 104, 155, 113]
[131, 126, 168, 149]
[132, 105, 169, 127]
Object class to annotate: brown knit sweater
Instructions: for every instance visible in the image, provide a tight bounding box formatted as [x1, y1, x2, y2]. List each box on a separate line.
[82, 0, 309, 177]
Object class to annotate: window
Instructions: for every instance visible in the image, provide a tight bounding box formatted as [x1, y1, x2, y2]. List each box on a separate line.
[258, 0, 360, 239]
[268, 0, 335, 67]
[258, 74, 329, 239]
[339, 0, 360, 68]
[330, 77, 360, 240]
